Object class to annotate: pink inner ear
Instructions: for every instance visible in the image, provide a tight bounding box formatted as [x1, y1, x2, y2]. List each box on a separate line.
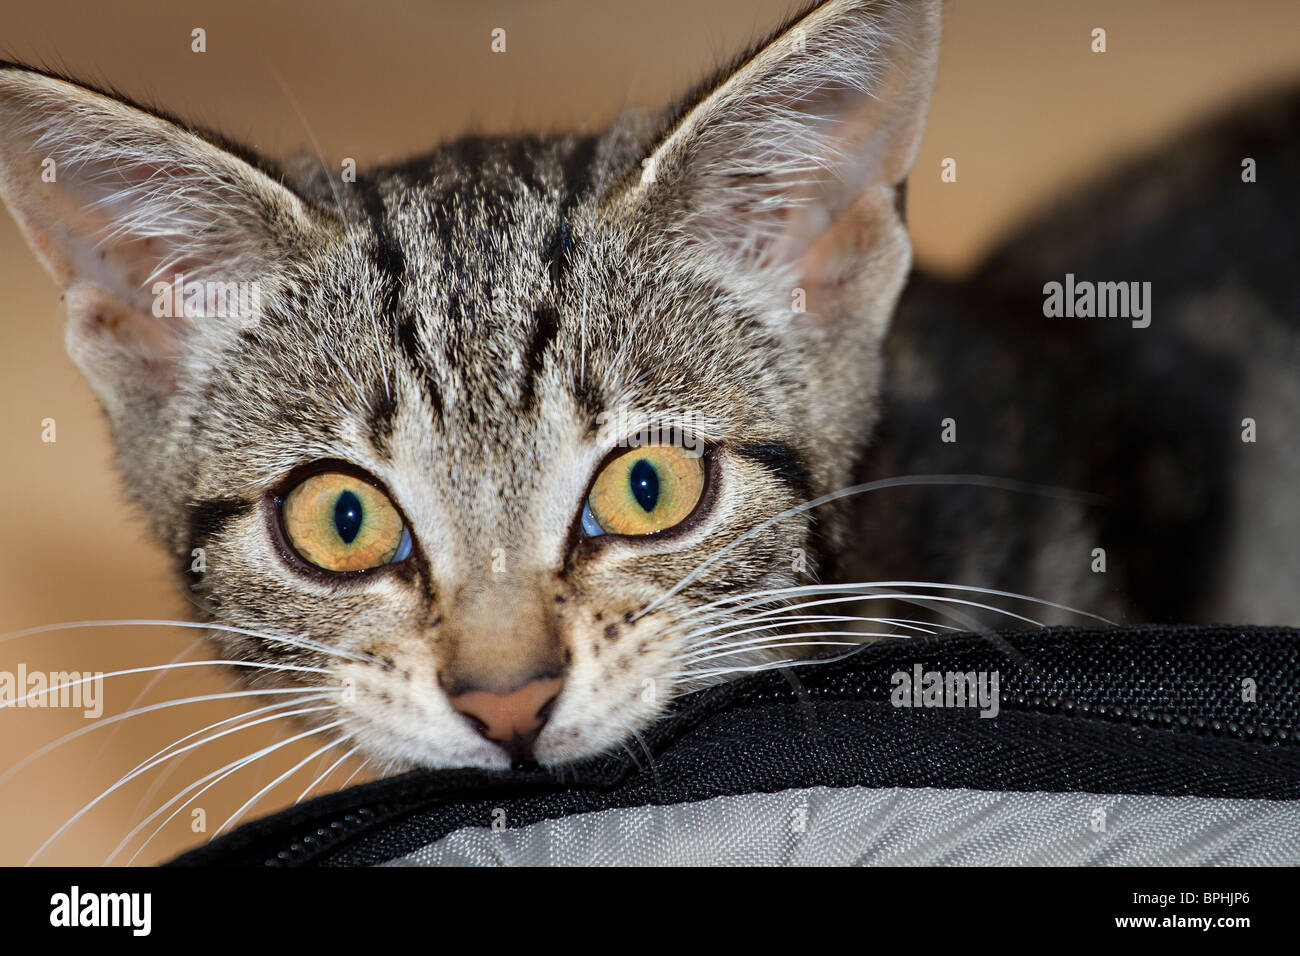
[791, 186, 905, 330]
[54, 156, 217, 305]
[15, 154, 202, 313]
[64, 284, 185, 404]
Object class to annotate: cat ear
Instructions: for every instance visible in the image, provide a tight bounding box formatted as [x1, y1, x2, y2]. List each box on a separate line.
[624, 0, 940, 318]
[0, 65, 335, 413]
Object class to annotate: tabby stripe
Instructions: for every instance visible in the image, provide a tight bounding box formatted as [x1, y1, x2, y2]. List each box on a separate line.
[395, 315, 444, 422]
[183, 497, 253, 582]
[355, 176, 406, 312]
[545, 136, 599, 292]
[732, 441, 815, 503]
[724, 440, 832, 583]
[356, 174, 414, 445]
[519, 305, 561, 410]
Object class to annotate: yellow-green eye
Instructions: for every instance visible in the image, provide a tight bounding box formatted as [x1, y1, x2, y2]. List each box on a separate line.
[281, 472, 411, 573]
[583, 445, 705, 537]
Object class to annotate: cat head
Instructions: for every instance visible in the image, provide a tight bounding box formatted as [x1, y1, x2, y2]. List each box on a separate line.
[0, 0, 940, 770]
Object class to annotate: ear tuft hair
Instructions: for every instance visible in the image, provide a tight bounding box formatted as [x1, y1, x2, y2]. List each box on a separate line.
[0, 65, 332, 298]
[621, 0, 941, 288]
[0, 64, 338, 413]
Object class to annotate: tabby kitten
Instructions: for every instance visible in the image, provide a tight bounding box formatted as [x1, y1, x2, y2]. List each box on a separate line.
[0, 0, 942, 770]
[3, 0, 1295, 781]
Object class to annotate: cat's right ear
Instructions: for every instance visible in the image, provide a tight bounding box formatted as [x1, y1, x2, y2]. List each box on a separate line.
[616, 0, 941, 333]
[0, 65, 337, 417]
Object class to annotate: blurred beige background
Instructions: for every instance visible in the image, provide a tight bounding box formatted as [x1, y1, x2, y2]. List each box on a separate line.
[1, 0, 1297, 865]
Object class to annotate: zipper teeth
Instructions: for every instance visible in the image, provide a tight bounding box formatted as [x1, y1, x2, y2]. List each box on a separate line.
[743, 676, 1300, 749]
[264, 806, 380, 866]
[1010, 693, 1295, 743]
[746, 678, 1297, 745]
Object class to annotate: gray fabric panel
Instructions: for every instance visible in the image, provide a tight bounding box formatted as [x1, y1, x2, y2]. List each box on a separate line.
[383, 787, 1300, 866]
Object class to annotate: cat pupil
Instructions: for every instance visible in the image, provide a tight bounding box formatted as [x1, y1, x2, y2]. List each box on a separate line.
[333, 490, 364, 543]
[629, 459, 659, 513]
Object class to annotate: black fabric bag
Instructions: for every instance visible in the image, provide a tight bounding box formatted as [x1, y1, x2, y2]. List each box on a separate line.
[170, 625, 1300, 866]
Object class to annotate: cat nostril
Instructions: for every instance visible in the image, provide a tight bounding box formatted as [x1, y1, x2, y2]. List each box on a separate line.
[447, 675, 564, 761]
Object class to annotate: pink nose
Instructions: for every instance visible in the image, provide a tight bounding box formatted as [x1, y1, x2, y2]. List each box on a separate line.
[448, 676, 563, 759]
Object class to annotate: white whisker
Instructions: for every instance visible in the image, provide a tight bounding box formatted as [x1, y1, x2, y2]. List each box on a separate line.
[637, 475, 1106, 620]
[691, 580, 1110, 624]
[689, 590, 1048, 635]
[336, 758, 370, 792]
[671, 646, 868, 686]
[120, 696, 329, 827]
[0, 617, 368, 662]
[215, 732, 351, 837]
[681, 623, 906, 661]
[85, 637, 204, 778]
[686, 610, 938, 646]
[115, 696, 336, 793]
[295, 743, 363, 805]
[683, 632, 883, 666]
[0, 660, 332, 710]
[115, 719, 345, 866]
[33, 710, 341, 866]
[0, 686, 336, 790]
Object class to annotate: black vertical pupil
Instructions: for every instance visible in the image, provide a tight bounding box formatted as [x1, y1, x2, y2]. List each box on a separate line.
[334, 490, 364, 544]
[629, 459, 659, 513]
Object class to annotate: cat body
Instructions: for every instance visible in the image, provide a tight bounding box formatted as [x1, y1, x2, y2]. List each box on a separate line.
[853, 86, 1300, 627]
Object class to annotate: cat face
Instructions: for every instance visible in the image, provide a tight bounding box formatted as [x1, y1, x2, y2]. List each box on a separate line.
[177, 161, 848, 768]
[0, 0, 940, 770]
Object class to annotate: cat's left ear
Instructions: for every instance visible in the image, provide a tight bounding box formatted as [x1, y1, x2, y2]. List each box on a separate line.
[0, 65, 336, 414]
[620, 0, 941, 326]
